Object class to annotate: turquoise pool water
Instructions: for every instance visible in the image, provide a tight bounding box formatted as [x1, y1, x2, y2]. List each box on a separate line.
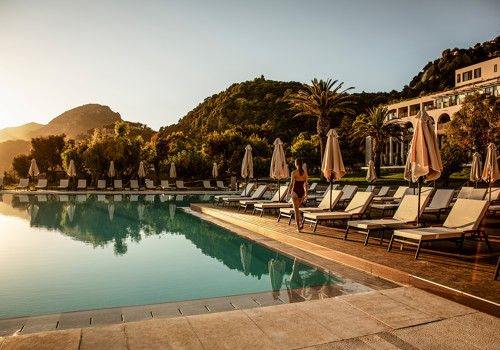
[0, 193, 372, 319]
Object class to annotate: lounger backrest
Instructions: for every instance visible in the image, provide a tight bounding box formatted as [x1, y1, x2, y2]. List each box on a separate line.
[176, 180, 185, 188]
[393, 186, 409, 199]
[468, 188, 486, 200]
[457, 186, 473, 199]
[97, 180, 106, 188]
[428, 189, 455, 208]
[488, 187, 500, 201]
[365, 186, 376, 193]
[309, 182, 318, 192]
[161, 180, 169, 187]
[59, 179, 69, 187]
[77, 179, 87, 188]
[130, 179, 139, 188]
[203, 180, 212, 188]
[114, 180, 122, 188]
[271, 186, 289, 202]
[340, 185, 358, 201]
[146, 179, 155, 187]
[444, 199, 489, 231]
[37, 179, 47, 187]
[376, 186, 390, 197]
[317, 190, 343, 210]
[393, 194, 431, 222]
[250, 185, 268, 199]
[216, 180, 224, 187]
[18, 179, 29, 187]
[240, 183, 255, 196]
[345, 192, 373, 214]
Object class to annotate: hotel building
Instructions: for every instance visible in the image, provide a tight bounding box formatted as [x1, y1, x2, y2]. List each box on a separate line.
[366, 57, 500, 166]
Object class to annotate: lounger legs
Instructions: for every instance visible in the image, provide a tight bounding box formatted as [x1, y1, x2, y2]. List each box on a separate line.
[415, 240, 423, 259]
[364, 231, 370, 246]
[387, 235, 395, 252]
[494, 256, 500, 280]
[344, 226, 349, 240]
[288, 214, 293, 226]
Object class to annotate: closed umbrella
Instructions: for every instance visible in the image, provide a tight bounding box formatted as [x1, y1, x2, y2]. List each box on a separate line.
[366, 160, 377, 191]
[212, 162, 218, 178]
[29, 158, 39, 177]
[241, 144, 253, 196]
[270, 138, 287, 201]
[169, 162, 177, 179]
[321, 129, 345, 211]
[67, 159, 76, 177]
[404, 110, 443, 226]
[470, 152, 482, 188]
[138, 161, 146, 187]
[108, 161, 115, 178]
[482, 143, 500, 202]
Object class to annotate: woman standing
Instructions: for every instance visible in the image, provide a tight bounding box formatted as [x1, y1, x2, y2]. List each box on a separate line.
[286, 158, 308, 232]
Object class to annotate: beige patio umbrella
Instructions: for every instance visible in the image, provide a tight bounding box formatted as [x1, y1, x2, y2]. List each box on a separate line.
[67, 159, 76, 177]
[366, 160, 377, 191]
[270, 138, 287, 200]
[470, 152, 482, 188]
[321, 129, 345, 211]
[482, 143, 500, 202]
[404, 110, 443, 225]
[169, 162, 177, 179]
[138, 161, 146, 187]
[241, 144, 253, 196]
[240, 243, 252, 276]
[108, 161, 115, 178]
[28, 158, 39, 190]
[212, 162, 218, 178]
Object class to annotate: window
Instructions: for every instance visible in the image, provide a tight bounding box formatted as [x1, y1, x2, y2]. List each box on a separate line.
[474, 68, 481, 79]
[485, 87, 494, 96]
[456, 74, 461, 83]
[495, 64, 498, 73]
[435, 99, 442, 109]
[463, 71, 472, 81]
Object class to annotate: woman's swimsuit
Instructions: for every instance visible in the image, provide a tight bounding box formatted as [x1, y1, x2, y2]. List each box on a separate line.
[293, 180, 305, 198]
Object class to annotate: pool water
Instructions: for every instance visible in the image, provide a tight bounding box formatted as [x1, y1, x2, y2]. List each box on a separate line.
[0, 194, 373, 319]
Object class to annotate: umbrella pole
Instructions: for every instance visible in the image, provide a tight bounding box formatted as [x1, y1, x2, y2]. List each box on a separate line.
[417, 177, 422, 227]
[329, 177, 333, 212]
[278, 179, 280, 202]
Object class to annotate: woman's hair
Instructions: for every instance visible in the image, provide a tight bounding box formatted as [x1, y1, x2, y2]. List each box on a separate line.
[296, 158, 304, 176]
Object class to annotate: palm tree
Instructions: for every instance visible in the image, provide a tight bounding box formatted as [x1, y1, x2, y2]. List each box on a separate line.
[287, 79, 356, 160]
[352, 106, 406, 177]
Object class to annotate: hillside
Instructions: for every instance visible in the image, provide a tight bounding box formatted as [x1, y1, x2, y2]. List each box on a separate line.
[0, 122, 43, 143]
[0, 139, 31, 174]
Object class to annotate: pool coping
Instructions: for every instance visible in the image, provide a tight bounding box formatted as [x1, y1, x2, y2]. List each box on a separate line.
[190, 203, 500, 318]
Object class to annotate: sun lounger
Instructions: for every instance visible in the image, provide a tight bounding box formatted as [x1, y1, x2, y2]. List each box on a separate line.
[35, 179, 48, 190]
[203, 180, 216, 190]
[130, 179, 140, 190]
[16, 178, 29, 190]
[302, 192, 374, 232]
[278, 189, 343, 225]
[0, 177, 3, 190]
[216, 180, 228, 190]
[365, 186, 376, 193]
[373, 185, 414, 203]
[371, 187, 433, 217]
[146, 179, 156, 190]
[58, 179, 69, 190]
[374, 186, 390, 198]
[346, 194, 432, 245]
[389, 199, 491, 259]
[238, 186, 288, 213]
[337, 185, 358, 207]
[223, 184, 267, 207]
[114, 179, 123, 190]
[215, 183, 255, 204]
[97, 179, 107, 190]
[176, 180, 188, 190]
[161, 180, 172, 190]
[452, 186, 473, 202]
[468, 188, 487, 200]
[253, 199, 294, 217]
[422, 189, 455, 220]
[77, 179, 87, 190]
[309, 184, 339, 200]
[308, 182, 318, 193]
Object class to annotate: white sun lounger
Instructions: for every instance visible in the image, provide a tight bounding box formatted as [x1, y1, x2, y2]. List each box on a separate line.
[278, 189, 343, 225]
[223, 184, 267, 207]
[337, 185, 358, 207]
[35, 179, 48, 190]
[176, 180, 188, 190]
[345, 194, 432, 245]
[215, 183, 255, 204]
[371, 187, 433, 217]
[16, 178, 29, 191]
[374, 186, 390, 198]
[203, 180, 216, 190]
[130, 179, 140, 190]
[373, 186, 410, 203]
[238, 185, 288, 213]
[216, 181, 228, 190]
[146, 179, 156, 190]
[253, 198, 294, 217]
[307, 184, 339, 201]
[422, 189, 455, 220]
[161, 180, 172, 190]
[97, 180, 107, 190]
[77, 179, 87, 190]
[114, 179, 123, 190]
[389, 199, 491, 259]
[58, 179, 69, 190]
[303, 192, 374, 232]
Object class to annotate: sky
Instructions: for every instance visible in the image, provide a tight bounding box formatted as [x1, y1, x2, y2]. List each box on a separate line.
[0, 0, 499, 131]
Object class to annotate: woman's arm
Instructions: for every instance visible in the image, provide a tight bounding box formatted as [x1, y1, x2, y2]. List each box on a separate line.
[304, 173, 309, 198]
[286, 171, 295, 199]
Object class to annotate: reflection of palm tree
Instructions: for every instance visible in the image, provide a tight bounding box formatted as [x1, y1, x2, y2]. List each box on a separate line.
[240, 243, 252, 275]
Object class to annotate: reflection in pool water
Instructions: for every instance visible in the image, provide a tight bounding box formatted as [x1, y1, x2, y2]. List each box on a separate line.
[0, 194, 372, 319]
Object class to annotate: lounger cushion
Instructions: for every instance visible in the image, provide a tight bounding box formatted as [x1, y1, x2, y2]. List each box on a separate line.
[348, 219, 410, 230]
[254, 202, 292, 209]
[393, 227, 463, 241]
[303, 211, 353, 220]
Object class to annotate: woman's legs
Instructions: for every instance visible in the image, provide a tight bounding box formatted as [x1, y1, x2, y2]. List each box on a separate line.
[291, 192, 305, 231]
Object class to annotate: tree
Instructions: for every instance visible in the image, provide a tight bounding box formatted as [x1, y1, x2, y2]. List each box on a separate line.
[29, 134, 66, 174]
[446, 93, 500, 158]
[351, 106, 405, 176]
[287, 79, 356, 159]
[290, 132, 320, 174]
[440, 140, 467, 187]
[12, 154, 31, 178]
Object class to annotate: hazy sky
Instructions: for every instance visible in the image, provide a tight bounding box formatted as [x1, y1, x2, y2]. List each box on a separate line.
[0, 0, 499, 131]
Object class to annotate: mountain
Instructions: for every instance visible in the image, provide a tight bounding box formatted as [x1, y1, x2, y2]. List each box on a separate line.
[0, 122, 43, 143]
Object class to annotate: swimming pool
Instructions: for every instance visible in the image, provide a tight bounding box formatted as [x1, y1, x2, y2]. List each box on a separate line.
[0, 193, 374, 319]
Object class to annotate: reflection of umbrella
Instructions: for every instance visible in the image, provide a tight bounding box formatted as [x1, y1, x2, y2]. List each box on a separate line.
[482, 143, 500, 202]
[29, 158, 39, 177]
[169, 162, 177, 178]
[108, 204, 115, 221]
[138, 204, 145, 221]
[240, 243, 252, 276]
[270, 138, 287, 201]
[28, 204, 39, 223]
[404, 110, 443, 226]
[169, 203, 176, 219]
[470, 152, 482, 188]
[108, 161, 115, 178]
[67, 204, 76, 223]
[269, 258, 286, 291]
[67, 159, 76, 177]
[241, 145, 253, 196]
[366, 160, 377, 191]
[321, 129, 345, 211]
[212, 162, 218, 178]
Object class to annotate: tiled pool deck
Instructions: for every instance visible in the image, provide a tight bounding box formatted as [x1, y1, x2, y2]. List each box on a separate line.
[1, 193, 499, 349]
